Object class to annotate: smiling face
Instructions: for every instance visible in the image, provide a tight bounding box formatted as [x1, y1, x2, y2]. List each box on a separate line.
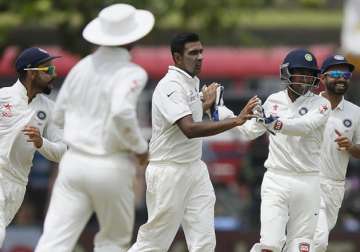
[321, 64, 351, 95]
[174, 41, 203, 76]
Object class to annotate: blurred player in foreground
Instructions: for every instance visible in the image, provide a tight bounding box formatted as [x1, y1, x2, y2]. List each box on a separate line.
[313, 55, 360, 252]
[0, 47, 66, 247]
[35, 4, 154, 252]
[128, 32, 259, 252]
[218, 49, 331, 252]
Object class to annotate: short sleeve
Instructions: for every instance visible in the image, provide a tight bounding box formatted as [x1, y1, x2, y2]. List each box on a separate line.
[154, 81, 192, 124]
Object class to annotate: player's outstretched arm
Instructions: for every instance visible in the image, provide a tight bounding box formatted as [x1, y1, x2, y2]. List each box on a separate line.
[263, 100, 331, 136]
[176, 96, 258, 138]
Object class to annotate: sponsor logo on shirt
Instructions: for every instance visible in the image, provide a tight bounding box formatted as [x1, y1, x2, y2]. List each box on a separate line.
[274, 120, 283, 131]
[319, 104, 328, 114]
[343, 119, 352, 128]
[299, 242, 310, 252]
[167, 91, 176, 97]
[298, 107, 308, 116]
[1, 103, 13, 117]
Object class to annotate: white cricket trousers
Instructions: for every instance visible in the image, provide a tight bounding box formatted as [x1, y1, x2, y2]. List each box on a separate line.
[0, 170, 26, 247]
[35, 149, 136, 252]
[314, 178, 345, 252]
[256, 170, 320, 252]
[128, 159, 216, 252]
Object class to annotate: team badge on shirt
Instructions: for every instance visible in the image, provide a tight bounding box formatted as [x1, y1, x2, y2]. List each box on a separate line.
[37, 111, 47, 120]
[299, 242, 310, 252]
[298, 107, 308, 116]
[343, 119, 352, 128]
[274, 120, 283, 131]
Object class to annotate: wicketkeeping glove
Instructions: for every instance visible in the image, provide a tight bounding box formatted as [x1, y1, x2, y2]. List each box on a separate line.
[252, 100, 281, 135]
[259, 114, 283, 135]
[209, 86, 224, 121]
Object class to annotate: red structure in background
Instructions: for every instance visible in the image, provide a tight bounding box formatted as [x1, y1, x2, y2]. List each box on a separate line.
[0, 45, 334, 79]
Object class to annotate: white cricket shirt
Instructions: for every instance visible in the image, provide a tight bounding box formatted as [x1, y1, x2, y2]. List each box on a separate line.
[236, 90, 331, 174]
[319, 95, 360, 181]
[0, 80, 66, 184]
[53, 47, 148, 156]
[149, 66, 203, 163]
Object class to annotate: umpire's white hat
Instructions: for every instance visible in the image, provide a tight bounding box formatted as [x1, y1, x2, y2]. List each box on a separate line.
[82, 3, 154, 46]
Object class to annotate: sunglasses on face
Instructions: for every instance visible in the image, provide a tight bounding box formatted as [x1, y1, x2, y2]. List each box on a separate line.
[324, 70, 352, 80]
[24, 65, 56, 75]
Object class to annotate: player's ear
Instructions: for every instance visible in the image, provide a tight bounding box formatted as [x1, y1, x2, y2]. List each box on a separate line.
[173, 52, 182, 65]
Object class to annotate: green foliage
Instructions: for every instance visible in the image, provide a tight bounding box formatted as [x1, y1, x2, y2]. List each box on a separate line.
[0, 0, 342, 53]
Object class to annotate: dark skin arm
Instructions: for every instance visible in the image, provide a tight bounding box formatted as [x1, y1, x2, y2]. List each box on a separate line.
[177, 96, 259, 138]
[335, 129, 360, 158]
[22, 126, 43, 148]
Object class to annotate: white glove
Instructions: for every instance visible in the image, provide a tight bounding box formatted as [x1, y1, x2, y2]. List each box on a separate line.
[217, 106, 235, 120]
[209, 86, 224, 121]
[252, 98, 265, 121]
[250, 99, 281, 135]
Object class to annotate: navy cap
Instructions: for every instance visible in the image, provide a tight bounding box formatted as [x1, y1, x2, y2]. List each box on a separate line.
[282, 48, 319, 73]
[320, 54, 355, 73]
[15, 47, 60, 72]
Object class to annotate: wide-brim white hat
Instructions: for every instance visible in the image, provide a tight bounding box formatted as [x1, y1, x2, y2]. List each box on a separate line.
[82, 4, 155, 46]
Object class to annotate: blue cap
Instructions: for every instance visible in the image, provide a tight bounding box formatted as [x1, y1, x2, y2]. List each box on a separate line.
[282, 48, 319, 73]
[15, 47, 60, 72]
[320, 54, 355, 73]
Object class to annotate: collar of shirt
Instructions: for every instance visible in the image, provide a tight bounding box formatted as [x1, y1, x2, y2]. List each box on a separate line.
[319, 91, 344, 111]
[14, 79, 29, 104]
[93, 46, 131, 62]
[168, 65, 199, 87]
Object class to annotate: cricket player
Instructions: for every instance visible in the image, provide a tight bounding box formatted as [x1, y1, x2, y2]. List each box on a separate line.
[128, 32, 259, 252]
[313, 55, 360, 252]
[35, 4, 154, 252]
[0, 47, 66, 246]
[219, 49, 331, 252]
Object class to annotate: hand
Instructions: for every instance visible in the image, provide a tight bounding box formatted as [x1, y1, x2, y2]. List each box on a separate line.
[335, 129, 352, 151]
[201, 82, 219, 111]
[236, 96, 259, 125]
[135, 152, 149, 167]
[22, 126, 43, 148]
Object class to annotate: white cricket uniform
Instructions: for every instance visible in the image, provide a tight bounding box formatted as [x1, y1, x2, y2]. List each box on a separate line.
[0, 80, 66, 246]
[235, 90, 331, 252]
[129, 66, 216, 252]
[314, 96, 360, 252]
[35, 47, 148, 252]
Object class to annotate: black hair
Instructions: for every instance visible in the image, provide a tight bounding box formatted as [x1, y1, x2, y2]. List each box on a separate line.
[17, 70, 27, 82]
[170, 32, 200, 58]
